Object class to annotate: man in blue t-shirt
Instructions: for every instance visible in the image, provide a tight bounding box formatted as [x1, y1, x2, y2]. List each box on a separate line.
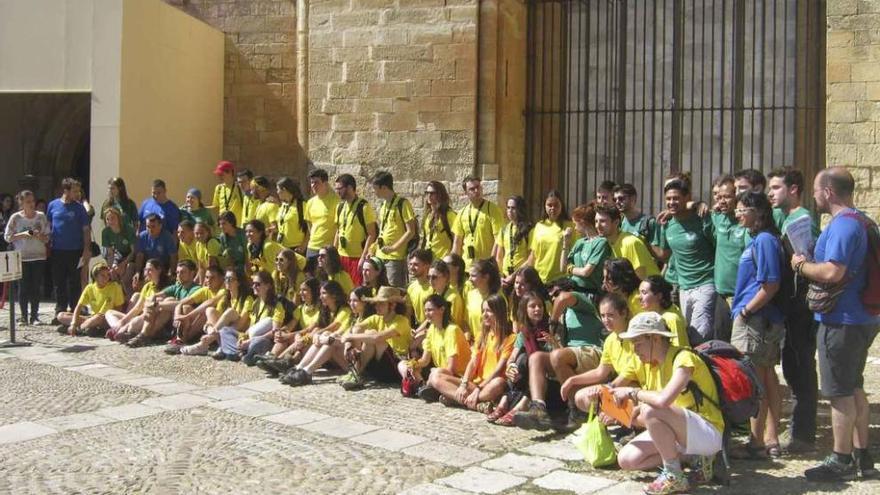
[135, 214, 178, 274]
[139, 179, 180, 234]
[46, 178, 92, 317]
[791, 167, 879, 482]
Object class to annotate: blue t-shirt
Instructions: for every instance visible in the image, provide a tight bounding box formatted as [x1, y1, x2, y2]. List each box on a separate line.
[136, 230, 178, 264]
[731, 232, 784, 324]
[813, 209, 874, 325]
[139, 198, 181, 234]
[46, 199, 90, 250]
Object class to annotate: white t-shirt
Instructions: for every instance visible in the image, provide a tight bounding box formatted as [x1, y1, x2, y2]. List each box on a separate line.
[4, 211, 49, 261]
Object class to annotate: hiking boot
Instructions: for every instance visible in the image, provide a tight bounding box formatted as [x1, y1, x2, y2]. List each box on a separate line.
[180, 341, 209, 356]
[164, 343, 183, 355]
[126, 333, 150, 348]
[854, 449, 879, 479]
[417, 385, 441, 403]
[645, 469, 689, 495]
[56, 324, 69, 335]
[559, 405, 587, 433]
[210, 350, 228, 361]
[687, 455, 715, 486]
[438, 395, 457, 408]
[339, 371, 364, 391]
[780, 429, 816, 454]
[804, 454, 857, 482]
[513, 401, 553, 431]
[280, 368, 309, 386]
[241, 353, 258, 367]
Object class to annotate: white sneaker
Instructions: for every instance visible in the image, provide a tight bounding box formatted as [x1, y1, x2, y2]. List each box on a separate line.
[180, 341, 209, 356]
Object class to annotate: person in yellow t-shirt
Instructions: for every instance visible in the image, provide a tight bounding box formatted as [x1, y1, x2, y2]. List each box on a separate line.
[274, 177, 309, 253]
[211, 161, 244, 227]
[404, 294, 472, 398]
[194, 222, 222, 282]
[236, 169, 260, 226]
[304, 169, 341, 268]
[244, 220, 284, 277]
[168, 265, 226, 347]
[315, 246, 355, 294]
[600, 312, 724, 494]
[638, 276, 690, 349]
[333, 173, 378, 287]
[463, 258, 502, 343]
[596, 205, 660, 280]
[405, 249, 433, 329]
[253, 176, 279, 230]
[105, 258, 171, 342]
[272, 248, 307, 304]
[257, 277, 322, 374]
[56, 263, 125, 336]
[370, 171, 417, 288]
[452, 176, 504, 271]
[428, 293, 514, 412]
[527, 190, 578, 283]
[495, 195, 533, 290]
[421, 181, 457, 261]
[602, 258, 644, 317]
[426, 260, 466, 330]
[179, 268, 253, 356]
[176, 220, 199, 266]
[280, 280, 354, 385]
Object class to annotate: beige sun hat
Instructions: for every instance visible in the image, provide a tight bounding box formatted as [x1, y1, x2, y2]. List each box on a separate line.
[618, 311, 675, 340]
[363, 286, 405, 304]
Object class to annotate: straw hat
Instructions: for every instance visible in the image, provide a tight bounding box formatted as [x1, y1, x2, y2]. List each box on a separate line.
[364, 286, 405, 303]
[618, 312, 675, 340]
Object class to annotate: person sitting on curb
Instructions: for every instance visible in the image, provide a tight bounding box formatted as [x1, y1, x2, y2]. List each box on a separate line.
[126, 260, 202, 348]
[56, 263, 125, 337]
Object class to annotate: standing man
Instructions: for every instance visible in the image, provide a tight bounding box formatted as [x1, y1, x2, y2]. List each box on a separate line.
[613, 183, 656, 244]
[452, 175, 504, 271]
[767, 166, 820, 453]
[792, 167, 878, 482]
[371, 171, 417, 288]
[237, 169, 259, 226]
[211, 161, 243, 227]
[711, 174, 748, 341]
[652, 179, 717, 344]
[304, 168, 340, 271]
[139, 179, 181, 234]
[594, 206, 659, 280]
[733, 168, 766, 194]
[252, 176, 279, 229]
[333, 173, 377, 286]
[47, 178, 92, 321]
[595, 180, 617, 208]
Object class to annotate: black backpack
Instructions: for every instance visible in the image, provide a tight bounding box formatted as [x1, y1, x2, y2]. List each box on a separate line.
[394, 197, 419, 254]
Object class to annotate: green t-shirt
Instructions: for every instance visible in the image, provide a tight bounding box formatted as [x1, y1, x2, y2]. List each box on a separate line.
[711, 211, 749, 296]
[219, 229, 248, 270]
[101, 225, 136, 259]
[564, 291, 604, 348]
[657, 213, 715, 290]
[621, 213, 656, 244]
[774, 206, 820, 239]
[181, 207, 215, 229]
[567, 236, 611, 291]
[161, 282, 202, 300]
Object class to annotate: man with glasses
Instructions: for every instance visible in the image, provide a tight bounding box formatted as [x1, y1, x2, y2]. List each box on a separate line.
[333, 173, 377, 286]
[304, 168, 341, 271]
[452, 175, 504, 271]
[614, 183, 656, 245]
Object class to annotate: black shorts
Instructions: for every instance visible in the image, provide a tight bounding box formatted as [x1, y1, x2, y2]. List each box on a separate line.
[818, 322, 879, 397]
[365, 347, 403, 384]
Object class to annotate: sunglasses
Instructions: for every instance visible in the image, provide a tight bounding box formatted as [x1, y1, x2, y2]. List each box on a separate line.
[224, 276, 235, 282]
[425, 190, 437, 195]
[275, 257, 285, 263]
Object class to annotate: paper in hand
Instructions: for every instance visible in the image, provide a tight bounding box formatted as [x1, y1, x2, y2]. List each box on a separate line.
[784, 214, 816, 258]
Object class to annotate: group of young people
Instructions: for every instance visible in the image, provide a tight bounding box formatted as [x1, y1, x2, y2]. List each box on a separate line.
[4, 161, 877, 495]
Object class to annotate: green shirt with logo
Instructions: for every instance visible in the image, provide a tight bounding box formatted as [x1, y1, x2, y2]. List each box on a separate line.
[656, 213, 716, 290]
[711, 211, 749, 296]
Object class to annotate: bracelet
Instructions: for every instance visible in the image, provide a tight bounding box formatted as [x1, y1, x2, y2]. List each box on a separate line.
[740, 308, 751, 319]
[566, 265, 575, 275]
[795, 260, 806, 275]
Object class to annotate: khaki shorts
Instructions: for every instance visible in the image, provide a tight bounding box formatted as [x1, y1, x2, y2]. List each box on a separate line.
[572, 345, 602, 374]
[731, 313, 785, 367]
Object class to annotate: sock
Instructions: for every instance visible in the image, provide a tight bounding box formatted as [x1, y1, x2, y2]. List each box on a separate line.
[663, 459, 683, 474]
[833, 451, 853, 464]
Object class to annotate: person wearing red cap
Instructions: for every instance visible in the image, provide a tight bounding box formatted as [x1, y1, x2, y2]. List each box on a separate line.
[211, 161, 244, 227]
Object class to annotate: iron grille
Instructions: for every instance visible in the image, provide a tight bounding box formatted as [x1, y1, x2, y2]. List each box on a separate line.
[524, 0, 825, 215]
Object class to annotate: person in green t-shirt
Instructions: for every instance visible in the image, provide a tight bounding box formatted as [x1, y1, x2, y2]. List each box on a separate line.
[561, 202, 610, 294]
[710, 175, 749, 342]
[766, 166, 820, 450]
[180, 188, 215, 229]
[101, 207, 137, 292]
[217, 211, 247, 272]
[652, 179, 717, 343]
[127, 259, 202, 348]
[614, 183, 657, 244]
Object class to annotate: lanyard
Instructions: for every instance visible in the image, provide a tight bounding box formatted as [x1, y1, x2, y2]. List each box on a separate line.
[381, 195, 398, 234]
[468, 200, 485, 238]
[507, 223, 516, 267]
[222, 184, 239, 211]
[340, 198, 359, 231]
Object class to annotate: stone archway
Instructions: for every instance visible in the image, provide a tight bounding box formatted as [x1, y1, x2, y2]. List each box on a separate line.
[32, 93, 91, 196]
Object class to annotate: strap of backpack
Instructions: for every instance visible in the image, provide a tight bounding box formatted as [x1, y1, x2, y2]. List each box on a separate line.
[671, 347, 721, 412]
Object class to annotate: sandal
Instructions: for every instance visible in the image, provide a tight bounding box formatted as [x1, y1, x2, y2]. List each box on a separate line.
[494, 410, 517, 427]
[766, 444, 783, 458]
[486, 405, 509, 423]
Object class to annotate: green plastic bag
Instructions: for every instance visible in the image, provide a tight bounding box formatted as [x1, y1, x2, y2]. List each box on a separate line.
[573, 404, 617, 467]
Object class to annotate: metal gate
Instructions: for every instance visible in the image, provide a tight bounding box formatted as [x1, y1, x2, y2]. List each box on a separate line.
[524, 0, 825, 214]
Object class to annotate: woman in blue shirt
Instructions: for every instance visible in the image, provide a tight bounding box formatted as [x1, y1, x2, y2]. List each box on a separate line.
[731, 192, 785, 458]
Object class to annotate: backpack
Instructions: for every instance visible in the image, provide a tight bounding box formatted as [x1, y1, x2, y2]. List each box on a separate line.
[335, 198, 368, 248]
[842, 211, 880, 316]
[394, 197, 419, 254]
[750, 234, 796, 316]
[674, 340, 764, 426]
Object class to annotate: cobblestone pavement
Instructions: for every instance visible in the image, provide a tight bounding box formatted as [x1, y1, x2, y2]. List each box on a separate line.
[1, 305, 880, 494]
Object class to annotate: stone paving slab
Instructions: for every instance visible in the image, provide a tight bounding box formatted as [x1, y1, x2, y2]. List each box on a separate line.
[93, 403, 164, 421]
[398, 483, 472, 495]
[204, 398, 288, 417]
[435, 466, 527, 494]
[0, 421, 57, 445]
[402, 440, 491, 467]
[141, 393, 214, 411]
[350, 428, 428, 451]
[598, 481, 645, 494]
[140, 381, 202, 395]
[520, 439, 583, 461]
[532, 470, 619, 494]
[37, 412, 117, 432]
[480, 453, 565, 478]
[192, 385, 262, 401]
[261, 409, 331, 426]
[63, 363, 109, 371]
[298, 417, 380, 438]
[238, 378, 290, 393]
[116, 376, 174, 387]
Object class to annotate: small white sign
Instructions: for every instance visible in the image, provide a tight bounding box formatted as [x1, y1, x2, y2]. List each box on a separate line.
[0, 251, 23, 282]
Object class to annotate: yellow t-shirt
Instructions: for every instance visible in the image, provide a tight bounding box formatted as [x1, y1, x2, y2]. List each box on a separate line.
[529, 219, 578, 283]
[423, 323, 471, 376]
[273, 265, 306, 303]
[217, 294, 255, 315]
[621, 346, 725, 434]
[305, 192, 341, 251]
[610, 232, 660, 278]
[421, 209, 457, 260]
[247, 241, 283, 276]
[336, 198, 377, 258]
[178, 239, 199, 265]
[196, 238, 222, 270]
[255, 201, 280, 229]
[295, 303, 321, 330]
[241, 194, 262, 226]
[464, 286, 491, 342]
[407, 279, 433, 324]
[359, 314, 412, 357]
[439, 288, 467, 329]
[496, 222, 532, 276]
[276, 201, 307, 250]
[78, 282, 125, 315]
[330, 307, 353, 333]
[599, 331, 638, 374]
[628, 291, 643, 318]
[327, 270, 355, 295]
[188, 286, 223, 305]
[252, 299, 288, 326]
[452, 200, 504, 270]
[139, 281, 158, 300]
[661, 305, 690, 348]
[213, 182, 244, 227]
[377, 195, 416, 261]
[472, 332, 516, 384]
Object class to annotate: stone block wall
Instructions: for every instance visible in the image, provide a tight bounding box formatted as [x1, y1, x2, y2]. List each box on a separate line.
[827, 0, 880, 218]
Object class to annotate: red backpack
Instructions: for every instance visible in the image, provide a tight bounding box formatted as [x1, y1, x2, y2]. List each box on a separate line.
[842, 211, 880, 316]
[674, 341, 764, 426]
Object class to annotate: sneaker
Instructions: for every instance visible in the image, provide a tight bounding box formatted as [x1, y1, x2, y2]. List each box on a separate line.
[513, 401, 553, 431]
[105, 328, 118, 340]
[438, 395, 457, 408]
[687, 455, 715, 486]
[475, 401, 494, 414]
[854, 449, 879, 479]
[559, 406, 587, 433]
[30, 317, 44, 326]
[164, 343, 183, 355]
[210, 350, 227, 360]
[417, 385, 441, 403]
[645, 469, 690, 495]
[804, 455, 857, 482]
[56, 324, 69, 335]
[780, 429, 816, 454]
[242, 353, 258, 367]
[166, 336, 182, 346]
[280, 368, 309, 386]
[340, 371, 364, 391]
[180, 341, 210, 356]
[126, 333, 150, 348]
[17, 317, 28, 325]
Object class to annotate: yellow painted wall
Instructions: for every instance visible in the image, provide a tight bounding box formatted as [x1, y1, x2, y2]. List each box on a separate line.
[116, 0, 224, 209]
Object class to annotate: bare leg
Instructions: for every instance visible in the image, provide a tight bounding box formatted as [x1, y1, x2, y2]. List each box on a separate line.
[830, 395, 857, 455]
[853, 388, 871, 449]
[527, 352, 551, 402]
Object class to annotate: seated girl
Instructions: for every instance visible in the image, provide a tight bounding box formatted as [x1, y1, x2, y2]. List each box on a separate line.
[254, 277, 322, 375]
[105, 258, 170, 342]
[315, 246, 355, 294]
[273, 248, 307, 304]
[56, 263, 125, 337]
[360, 256, 389, 297]
[638, 275, 690, 348]
[245, 219, 284, 276]
[179, 268, 252, 356]
[603, 258, 643, 317]
[213, 270, 291, 361]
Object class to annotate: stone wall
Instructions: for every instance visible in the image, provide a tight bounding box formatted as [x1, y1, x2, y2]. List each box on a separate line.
[827, 0, 880, 218]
